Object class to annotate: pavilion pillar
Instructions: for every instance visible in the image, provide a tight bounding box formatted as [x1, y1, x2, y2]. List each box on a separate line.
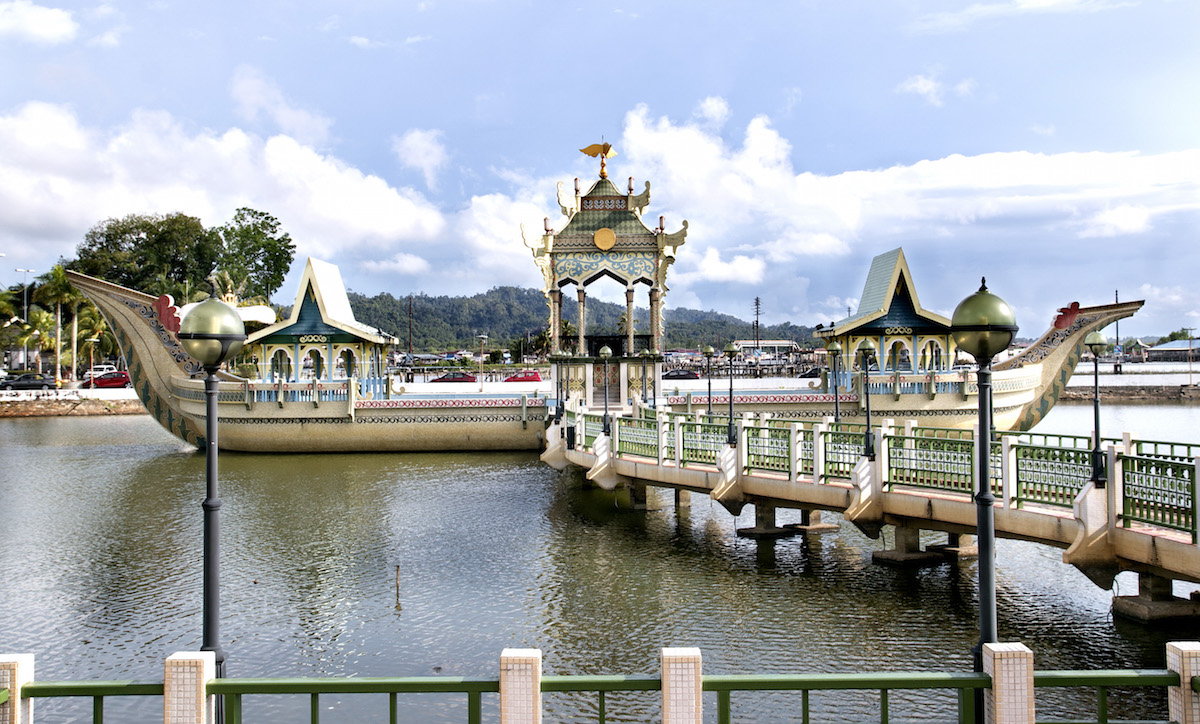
[577, 287, 587, 355]
[649, 288, 661, 352]
[625, 287, 635, 354]
[550, 289, 562, 354]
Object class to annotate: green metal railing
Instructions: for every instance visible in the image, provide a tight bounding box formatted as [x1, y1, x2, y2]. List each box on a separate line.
[824, 428, 865, 481]
[1130, 439, 1200, 462]
[744, 424, 792, 476]
[209, 676, 498, 724]
[615, 416, 659, 459]
[679, 421, 727, 467]
[1122, 455, 1198, 541]
[886, 435, 974, 493]
[20, 679, 163, 723]
[9, 669, 1192, 724]
[1013, 444, 1090, 509]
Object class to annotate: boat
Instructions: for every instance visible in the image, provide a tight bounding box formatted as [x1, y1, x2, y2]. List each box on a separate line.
[65, 268, 549, 452]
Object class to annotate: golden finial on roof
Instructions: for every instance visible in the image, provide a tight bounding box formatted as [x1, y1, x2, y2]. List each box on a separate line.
[580, 142, 617, 179]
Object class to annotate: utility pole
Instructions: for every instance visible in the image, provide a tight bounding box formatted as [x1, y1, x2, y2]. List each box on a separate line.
[408, 295, 413, 356]
[1185, 328, 1195, 388]
[1114, 290, 1121, 375]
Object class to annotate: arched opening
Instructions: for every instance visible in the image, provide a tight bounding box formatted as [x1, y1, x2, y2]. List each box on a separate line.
[304, 348, 324, 380]
[886, 340, 912, 372]
[337, 349, 357, 379]
[270, 349, 291, 381]
[920, 340, 945, 371]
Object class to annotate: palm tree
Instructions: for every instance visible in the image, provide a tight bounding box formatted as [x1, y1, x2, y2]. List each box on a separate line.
[75, 302, 118, 374]
[17, 308, 54, 373]
[35, 265, 84, 383]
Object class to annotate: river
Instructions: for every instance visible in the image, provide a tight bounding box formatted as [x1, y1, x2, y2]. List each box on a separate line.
[2, 401, 1199, 723]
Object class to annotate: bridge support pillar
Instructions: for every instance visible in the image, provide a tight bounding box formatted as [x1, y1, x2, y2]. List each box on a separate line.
[737, 502, 798, 539]
[675, 489, 691, 508]
[786, 509, 838, 533]
[1114, 573, 1200, 622]
[872, 525, 944, 566]
[628, 481, 666, 511]
[928, 533, 978, 560]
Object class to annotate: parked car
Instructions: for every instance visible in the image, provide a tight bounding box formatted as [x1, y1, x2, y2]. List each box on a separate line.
[431, 371, 476, 383]
[662, 368, 700, 380]
[83, 364, 118, 379]
[0, 373, 58, 390]
[798, 367, 826, 379]
[89, 370, 132, 388]
[503, 370, 542, 382]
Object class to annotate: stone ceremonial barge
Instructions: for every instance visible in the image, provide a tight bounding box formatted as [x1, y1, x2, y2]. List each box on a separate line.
[66, 148, 1141, 453]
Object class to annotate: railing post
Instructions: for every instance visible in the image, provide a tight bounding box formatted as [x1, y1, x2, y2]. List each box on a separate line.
[658, 415, 668, 467]
[662, 647, 702, 724]
[165, 651, 215, 724]
[813, 420, 827, 483]
[879, 418, 895, 488]
[1001, 436, 1015, 508]
[1167, 642, 1200, 724]
[788, 423, 800, 481]
[0, 654, 34, 724]
[500, 648, 542, 724]
[982, 643, 1034, 724]
[675, 416, 685, 467]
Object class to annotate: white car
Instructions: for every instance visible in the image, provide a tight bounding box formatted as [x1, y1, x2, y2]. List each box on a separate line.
[83, 364, 118, 379]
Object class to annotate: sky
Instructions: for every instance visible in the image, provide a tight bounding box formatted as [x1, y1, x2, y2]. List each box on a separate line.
[1, 0, 1198, 341]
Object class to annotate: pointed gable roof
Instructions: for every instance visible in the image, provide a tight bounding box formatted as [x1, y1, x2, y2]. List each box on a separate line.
[818, 247, 951, 338]
[555, 176, 657, 237]
[246, 258, 397, 346]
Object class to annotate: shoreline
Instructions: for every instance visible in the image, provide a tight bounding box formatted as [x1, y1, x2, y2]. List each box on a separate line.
[3, 383, 1198, 418]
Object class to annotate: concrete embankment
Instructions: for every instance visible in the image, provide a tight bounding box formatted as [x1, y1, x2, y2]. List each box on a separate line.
[1060, 385, 1200, 402]
[0, 390, 147, 417]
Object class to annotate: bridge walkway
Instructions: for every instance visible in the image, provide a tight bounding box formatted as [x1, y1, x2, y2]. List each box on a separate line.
[541, 404, 1200, 622]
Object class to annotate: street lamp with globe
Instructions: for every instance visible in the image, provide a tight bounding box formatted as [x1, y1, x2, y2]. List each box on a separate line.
[177, 295, 246, 720]
[1085, 331, 1107, 487]
[951, 277, 1017, 715]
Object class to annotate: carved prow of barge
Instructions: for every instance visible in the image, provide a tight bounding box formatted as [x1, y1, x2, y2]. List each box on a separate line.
[999, 299, 1145, 431]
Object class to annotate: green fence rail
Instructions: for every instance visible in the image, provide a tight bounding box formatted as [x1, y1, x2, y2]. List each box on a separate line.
[1122, 455, 1198, 541]
[20, 679, 164, 724]
[886, 435, 974, 493]
[744, 424, 793, 476]
[614, 416, 659, 459]
[679, 421, 727, 467]
[824, 429, 865, 481]
[9, 669, 1193, 724]
[1014, 445, 1090, 509]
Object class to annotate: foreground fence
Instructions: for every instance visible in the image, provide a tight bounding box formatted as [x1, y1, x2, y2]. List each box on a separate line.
[6, 642, 1200, 724]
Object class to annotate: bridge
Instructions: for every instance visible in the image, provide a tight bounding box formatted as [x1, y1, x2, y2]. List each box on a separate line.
[541, 403, 1200, 623]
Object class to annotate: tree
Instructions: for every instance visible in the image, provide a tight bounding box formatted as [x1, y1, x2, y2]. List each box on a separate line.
[75, 302, 119, 372]
[71, 213, 218, 294]
[215, 208, 296, 300]
[34, 265, 86, 383]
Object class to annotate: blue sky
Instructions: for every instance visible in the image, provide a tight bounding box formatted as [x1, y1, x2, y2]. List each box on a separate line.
[1, 0, 1197, 340]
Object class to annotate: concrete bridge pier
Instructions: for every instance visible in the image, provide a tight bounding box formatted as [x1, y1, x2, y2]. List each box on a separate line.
[628, 481, 667, 511]
[1113, 572, 1200, 622]
[675, 488, 691, 508]
[786, 509, 838, 534]
[927, 533, 979, 560]
[737, 502, 799, 539]
[872, 525, 945, 566]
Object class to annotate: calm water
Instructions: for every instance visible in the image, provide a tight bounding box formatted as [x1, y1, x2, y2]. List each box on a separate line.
[3, 403, 1200, 722]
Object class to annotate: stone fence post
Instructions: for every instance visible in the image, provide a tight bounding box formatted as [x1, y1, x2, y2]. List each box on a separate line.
[0, 654, 34, 724]
[662, 647, 702, 724]
[500, 648, 541, 724]
[1168, 642, 1200, 724]
[983, 642, 1034, 724]
[164, 651, 215, 724]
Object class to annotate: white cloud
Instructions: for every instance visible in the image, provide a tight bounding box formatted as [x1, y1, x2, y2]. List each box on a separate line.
[349, 35, 384, 49]
[1031, 123, 1056, 136]
[404, 34, 431, 45]
[0, 101, 444, 275]
[87, 25, 126, 47]
[675, 247, 767, 285]
[392, 129, 448, 190]
[896, 74, 944, 106]
[694, 97, 730, 129]
[363, 253, 432, 275]
[1079, 204, 1151, 237]
[230, 66, 333, 148]
[911, 0, 1133, 33]
[0, 0, 77, 43]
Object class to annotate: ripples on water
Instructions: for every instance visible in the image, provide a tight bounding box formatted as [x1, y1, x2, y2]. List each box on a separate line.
[4, 413, 1200, 722]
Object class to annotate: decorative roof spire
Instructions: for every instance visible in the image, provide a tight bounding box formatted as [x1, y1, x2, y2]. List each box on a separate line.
[580, 141, 617, 179]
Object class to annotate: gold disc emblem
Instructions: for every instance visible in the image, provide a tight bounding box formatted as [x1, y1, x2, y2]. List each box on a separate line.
[593, 227, 616, 251]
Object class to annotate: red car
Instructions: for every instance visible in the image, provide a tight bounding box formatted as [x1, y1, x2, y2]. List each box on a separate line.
[89, 370, 131, 388]
[431, 371, 476, 383]
[503, 370, 542, 382]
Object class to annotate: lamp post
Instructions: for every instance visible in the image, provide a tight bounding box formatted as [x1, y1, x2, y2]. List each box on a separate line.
[856, 339, 876, 460]
[599, 345, 612, 434]
[639, 349, 649, 404]
[703, 345, 715, 415]
[551, 351, 564, 425]
[826, 340, 842, 424]
[650, 351, 660, 408]
[476, 334, 487, 392]
[86, 337, 99, 389]
[724, 342, 737, 445]
[16, 268, 33, 370]
[1085, 331, 1107, 488]
[951, 278, 1017, 719]
[177, 296, 246, 723]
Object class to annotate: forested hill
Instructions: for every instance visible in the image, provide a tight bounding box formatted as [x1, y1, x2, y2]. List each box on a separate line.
[345, 286, 818, 353]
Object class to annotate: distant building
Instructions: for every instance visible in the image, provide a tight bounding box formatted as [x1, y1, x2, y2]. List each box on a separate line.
[1147, 339, 1199, 362]
[735, 339, 802, 361]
